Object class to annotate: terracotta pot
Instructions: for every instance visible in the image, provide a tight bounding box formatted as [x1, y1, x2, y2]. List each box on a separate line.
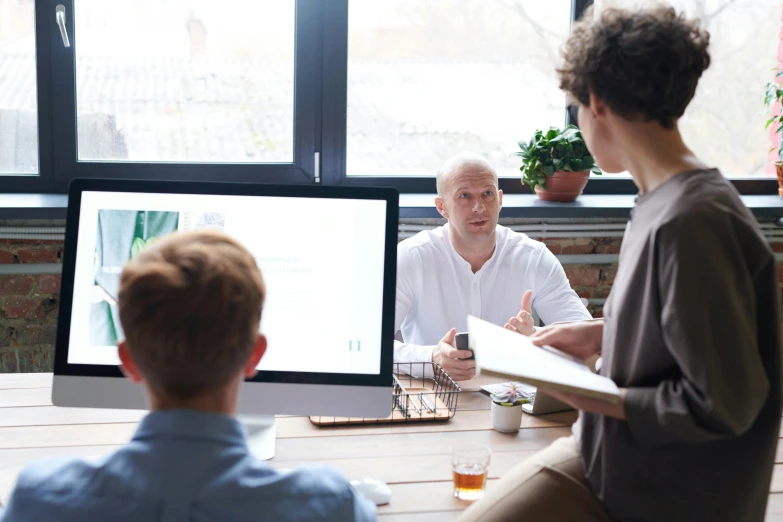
[776, 162, 783, 198]
[534, 170, 590, 202]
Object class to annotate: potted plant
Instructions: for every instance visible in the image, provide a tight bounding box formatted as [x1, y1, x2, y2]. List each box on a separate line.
[763, 68, 783, 197]
[490, 383, 529, 433]
[515, 125, 601, 202]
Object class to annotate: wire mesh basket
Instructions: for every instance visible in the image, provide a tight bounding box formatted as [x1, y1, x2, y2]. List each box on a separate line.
[309, 362, 462, 426]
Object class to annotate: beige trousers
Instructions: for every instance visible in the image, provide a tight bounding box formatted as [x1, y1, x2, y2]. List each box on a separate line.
[457, 436, 614, 522]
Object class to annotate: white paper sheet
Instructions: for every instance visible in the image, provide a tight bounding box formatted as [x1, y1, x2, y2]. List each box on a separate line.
[467, 316, 620, 403]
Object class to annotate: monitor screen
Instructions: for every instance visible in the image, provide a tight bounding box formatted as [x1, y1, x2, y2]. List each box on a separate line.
[61, 186, 392, 379]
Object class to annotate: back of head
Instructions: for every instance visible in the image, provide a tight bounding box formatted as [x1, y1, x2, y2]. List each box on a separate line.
[558, 4, 710, 128]
[118, 229, 265, 399]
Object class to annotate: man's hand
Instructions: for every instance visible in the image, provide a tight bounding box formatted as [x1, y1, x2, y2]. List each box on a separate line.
[432, 328, 476, 381]
[529, 319, 604, 361]
[543, 388, 627, 420]
[504, 290, 535, 336]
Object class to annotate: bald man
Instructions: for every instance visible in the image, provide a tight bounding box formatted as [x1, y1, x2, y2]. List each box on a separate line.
[394, 152, 591, 380]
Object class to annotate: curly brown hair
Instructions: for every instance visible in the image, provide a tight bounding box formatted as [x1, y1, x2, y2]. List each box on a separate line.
[558, 5, 711, 129]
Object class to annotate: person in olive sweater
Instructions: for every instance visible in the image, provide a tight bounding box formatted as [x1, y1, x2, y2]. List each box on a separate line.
[459, 5, 782, 522]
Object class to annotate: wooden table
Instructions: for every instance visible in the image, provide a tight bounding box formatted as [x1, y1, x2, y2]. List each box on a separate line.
[1, 373, 782, 521]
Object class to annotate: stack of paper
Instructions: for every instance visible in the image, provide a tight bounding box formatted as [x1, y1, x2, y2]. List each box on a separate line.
[467, 316, 619, 404]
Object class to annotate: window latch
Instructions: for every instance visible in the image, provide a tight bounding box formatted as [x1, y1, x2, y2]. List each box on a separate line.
[56, 5, 71, 48]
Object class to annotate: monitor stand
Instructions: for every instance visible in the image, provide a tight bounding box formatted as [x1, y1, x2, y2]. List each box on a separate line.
[238, 414, 276, 460]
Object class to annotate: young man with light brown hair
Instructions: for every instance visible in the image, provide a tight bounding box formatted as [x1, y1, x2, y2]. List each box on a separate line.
[1, 230, 376, 522]
[459, 5, 781, 522]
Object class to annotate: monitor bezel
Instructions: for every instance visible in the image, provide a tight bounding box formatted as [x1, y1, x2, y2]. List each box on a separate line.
[53, 178, 399, 388]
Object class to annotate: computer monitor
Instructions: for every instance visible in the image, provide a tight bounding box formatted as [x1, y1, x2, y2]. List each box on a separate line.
[53, 178, 398, 458]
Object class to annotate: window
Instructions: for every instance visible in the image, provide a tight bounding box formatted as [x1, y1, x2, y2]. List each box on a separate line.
[596, 0, 782, 178]
[345, 0, 572, 178]
[1, 0, 780, 195]
[0, 0, 38, 175]
[72, 0, 295, 164]
[39, 0, 319, 189]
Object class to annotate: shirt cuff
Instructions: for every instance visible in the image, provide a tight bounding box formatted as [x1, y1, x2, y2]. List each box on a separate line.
[623, 386, 664, 447]
[414, 344, 435, 363]
[393, 341, 435, 363]
[392, 343, 436, 378]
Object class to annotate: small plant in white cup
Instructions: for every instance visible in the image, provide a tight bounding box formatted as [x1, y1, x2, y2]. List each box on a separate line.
[490, 383, 530, 433]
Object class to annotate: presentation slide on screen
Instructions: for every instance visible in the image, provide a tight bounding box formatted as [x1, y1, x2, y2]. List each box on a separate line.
[67, 191, 387, 375]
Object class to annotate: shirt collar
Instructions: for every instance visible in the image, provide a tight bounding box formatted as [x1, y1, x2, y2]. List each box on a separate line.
[132, 409, 249, 449]
[634, 168, 717, 207]
[443, 222, 501, 275]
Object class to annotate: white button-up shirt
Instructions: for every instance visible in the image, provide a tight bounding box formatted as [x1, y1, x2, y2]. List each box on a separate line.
[394, 224, 592, 362]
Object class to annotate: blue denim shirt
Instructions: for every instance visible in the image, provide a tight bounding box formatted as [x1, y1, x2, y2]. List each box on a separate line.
[0, 410, 377, 522]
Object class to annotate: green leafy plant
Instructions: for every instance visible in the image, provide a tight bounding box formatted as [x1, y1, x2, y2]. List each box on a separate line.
[514, 125, 601, 189]
[490, 383, 530, 407]
[764, 68, 783, 161]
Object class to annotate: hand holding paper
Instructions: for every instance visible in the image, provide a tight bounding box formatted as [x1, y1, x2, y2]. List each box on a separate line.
[467, 316, 620, 404]
[544, 388, 627, 419]
[530, 319, 604, 361]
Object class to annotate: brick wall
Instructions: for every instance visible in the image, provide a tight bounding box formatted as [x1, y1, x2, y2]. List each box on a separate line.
[541, 236, 783, 319]
[0, 239, 62, 372]
[538, 237, 620, 317]
[0, 232, 780, 374]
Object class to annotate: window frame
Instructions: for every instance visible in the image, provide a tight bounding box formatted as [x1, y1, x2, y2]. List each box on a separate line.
[320, 0, 778, 196]
[319, 0, 643, 194]
[0, 0, 779, 197]
[4, 0, 322, 192]
[2, 0, 56, 193]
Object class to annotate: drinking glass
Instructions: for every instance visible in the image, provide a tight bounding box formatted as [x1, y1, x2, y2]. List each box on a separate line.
[451, 443, 491, 500]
